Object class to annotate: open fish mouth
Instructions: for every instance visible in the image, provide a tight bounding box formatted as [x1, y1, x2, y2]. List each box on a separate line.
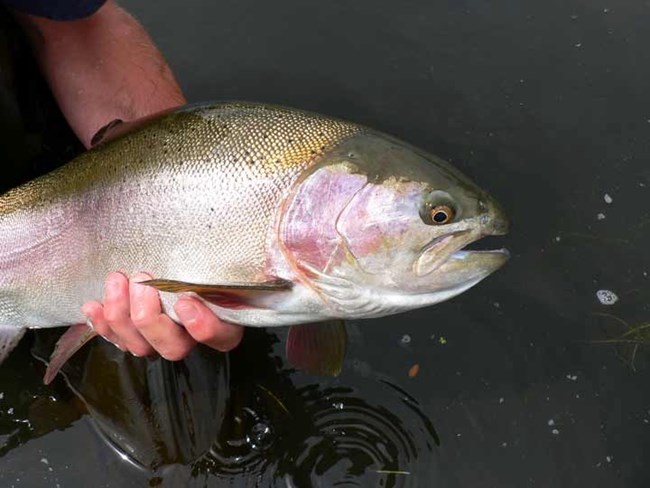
[414, 229, 509, 284]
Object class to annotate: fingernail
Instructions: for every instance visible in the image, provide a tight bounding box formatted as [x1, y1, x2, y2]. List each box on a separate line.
[101, 335, 124, 351]
[86, 318, 94, 330]
[176, 300, 198, 324]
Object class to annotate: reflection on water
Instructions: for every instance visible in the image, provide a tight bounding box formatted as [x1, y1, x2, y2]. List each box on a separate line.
[193, 381, 438, 487]
[1, 328, 439, 487]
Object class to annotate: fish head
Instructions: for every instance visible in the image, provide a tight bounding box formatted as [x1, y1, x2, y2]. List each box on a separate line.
[279, 131, 509, 317]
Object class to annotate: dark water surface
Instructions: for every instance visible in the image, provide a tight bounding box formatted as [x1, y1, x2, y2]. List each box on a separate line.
[1, 0, 649, 486]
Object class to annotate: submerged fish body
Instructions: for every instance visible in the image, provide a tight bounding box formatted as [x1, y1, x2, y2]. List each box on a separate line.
[0, 102, 509, 378]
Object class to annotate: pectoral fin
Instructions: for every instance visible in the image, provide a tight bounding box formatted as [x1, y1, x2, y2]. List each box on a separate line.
[0, 326, 26, 364]
[286, 321, 347, 377]
[43, 322, 98, 385]
[142, 278, 293, 310]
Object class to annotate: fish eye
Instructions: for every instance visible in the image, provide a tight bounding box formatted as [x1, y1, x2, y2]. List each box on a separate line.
[420, 191, 458, 225]
[430, 205, 455, 225]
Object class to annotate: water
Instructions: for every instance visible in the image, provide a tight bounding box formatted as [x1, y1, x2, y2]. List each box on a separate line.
[1, 0, 649, 486]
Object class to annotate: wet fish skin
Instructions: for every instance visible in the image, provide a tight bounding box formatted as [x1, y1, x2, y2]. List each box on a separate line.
[0, 102, 509, 377]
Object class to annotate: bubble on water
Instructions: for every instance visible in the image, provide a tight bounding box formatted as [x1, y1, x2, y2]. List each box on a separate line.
[245, 422, 273, 451]
[400, 334, 411, 345]
[596, 289, 618, 305]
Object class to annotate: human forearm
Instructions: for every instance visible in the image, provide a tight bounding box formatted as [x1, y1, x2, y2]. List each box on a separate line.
[13, 0, 185, 148]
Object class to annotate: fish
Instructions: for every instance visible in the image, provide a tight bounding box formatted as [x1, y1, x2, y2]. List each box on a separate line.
[0, 102, 509, 383]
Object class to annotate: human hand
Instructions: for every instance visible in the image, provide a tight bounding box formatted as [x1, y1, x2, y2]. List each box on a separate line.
[82, 272, 244, 359]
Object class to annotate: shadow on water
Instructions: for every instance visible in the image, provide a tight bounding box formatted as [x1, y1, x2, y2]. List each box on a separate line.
[0, 328, 439, 487]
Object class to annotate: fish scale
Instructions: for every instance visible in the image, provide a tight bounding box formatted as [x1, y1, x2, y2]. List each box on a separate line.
[0, 103, 363, 328]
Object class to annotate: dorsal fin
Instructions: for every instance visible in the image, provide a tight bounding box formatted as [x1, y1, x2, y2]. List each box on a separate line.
[90, 106, 179, 147]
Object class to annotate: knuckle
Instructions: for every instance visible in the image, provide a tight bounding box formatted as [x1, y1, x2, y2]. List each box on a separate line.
[130, 310, 149, 328]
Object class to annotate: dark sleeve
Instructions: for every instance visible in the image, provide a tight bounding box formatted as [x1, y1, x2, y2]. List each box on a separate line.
[1, 0, 107, 20]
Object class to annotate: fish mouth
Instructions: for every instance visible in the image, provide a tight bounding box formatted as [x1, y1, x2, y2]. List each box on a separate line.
[414, 228, 509, 287]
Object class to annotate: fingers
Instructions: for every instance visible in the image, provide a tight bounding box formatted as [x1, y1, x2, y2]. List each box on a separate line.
[81, 300, 123, 349]
[129, 273, 196, 360]
[175, 296, 244, 352]
[102, 272, 155, 357]
[82, 271, 243, 360]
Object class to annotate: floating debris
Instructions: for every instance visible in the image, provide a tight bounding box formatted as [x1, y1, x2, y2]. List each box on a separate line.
[596, 289, 619, 305]
[597, 212, 606, 220]
[408, 364, 420, 378]
[499, 397, 505, 404]
[438, 336, 447, 345]
[376, 470, 411, 475]
[566, 374, 578, 381]
[400, 334, 412, 345]
[551, 429, 560, 435]
[604, 193, 613, 204]
[589, 313, 650, 371]
[548, 419, 555, 426]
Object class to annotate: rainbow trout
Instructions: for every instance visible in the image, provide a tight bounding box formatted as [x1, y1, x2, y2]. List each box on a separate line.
[0, 103, 509, 382]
